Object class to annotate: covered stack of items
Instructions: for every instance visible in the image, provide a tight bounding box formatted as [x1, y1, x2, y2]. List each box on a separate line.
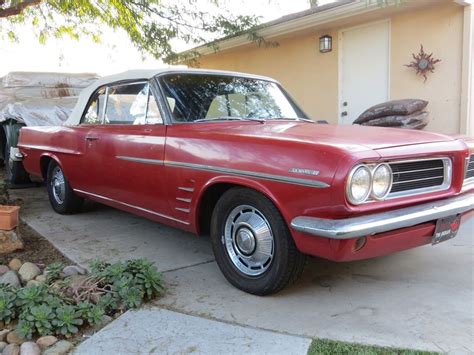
[0, 72, 99, 126]
[353, 99, 429, 130]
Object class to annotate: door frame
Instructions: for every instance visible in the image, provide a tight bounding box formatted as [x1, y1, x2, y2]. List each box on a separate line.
[337, 18, 392, 124]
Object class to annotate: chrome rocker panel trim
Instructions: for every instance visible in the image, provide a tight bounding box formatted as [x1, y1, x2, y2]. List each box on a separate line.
[73, 189, 190, 225]
[291, 193, 474, 240]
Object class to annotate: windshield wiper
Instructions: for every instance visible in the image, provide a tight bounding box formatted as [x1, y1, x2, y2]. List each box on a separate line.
[278, 117, 315, 123]
[194, 116, 265, 123]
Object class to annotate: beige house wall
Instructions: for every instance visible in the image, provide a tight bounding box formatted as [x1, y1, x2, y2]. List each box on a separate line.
[390, 2, 464, 134]
[198, 31, 340, 122]
[197, 2, 467, 135]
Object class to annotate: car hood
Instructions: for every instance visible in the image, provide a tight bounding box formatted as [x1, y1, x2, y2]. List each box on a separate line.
[210, 121, 455, 152]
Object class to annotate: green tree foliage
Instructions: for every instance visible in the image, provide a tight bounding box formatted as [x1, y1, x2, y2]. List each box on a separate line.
[0, 0, 260, 62]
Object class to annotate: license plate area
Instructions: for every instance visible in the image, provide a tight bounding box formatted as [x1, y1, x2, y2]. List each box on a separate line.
[432, 215, 461, 245]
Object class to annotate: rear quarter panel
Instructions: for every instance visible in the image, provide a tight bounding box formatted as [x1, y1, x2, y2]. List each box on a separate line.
[18, 125, 89, 188]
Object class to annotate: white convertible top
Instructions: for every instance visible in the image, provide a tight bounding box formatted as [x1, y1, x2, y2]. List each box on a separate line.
[65, 68, 277, 125]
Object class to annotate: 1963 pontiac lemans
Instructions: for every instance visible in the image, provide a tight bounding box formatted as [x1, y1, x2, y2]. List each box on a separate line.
[18, 69, 474, 295]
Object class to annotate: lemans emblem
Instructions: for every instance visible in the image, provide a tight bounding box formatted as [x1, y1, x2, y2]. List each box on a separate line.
[289, 168, 320, 176]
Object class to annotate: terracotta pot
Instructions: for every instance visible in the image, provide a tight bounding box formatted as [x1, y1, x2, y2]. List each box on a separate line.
[0, 206, 20, 230]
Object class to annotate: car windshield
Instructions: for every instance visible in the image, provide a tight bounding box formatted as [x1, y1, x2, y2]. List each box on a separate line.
[158, 73, 307, 123]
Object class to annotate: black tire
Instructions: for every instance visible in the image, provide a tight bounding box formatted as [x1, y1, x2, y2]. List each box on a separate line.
[46, 161, 83, 214]
[210, 187, 306, 295]
[4, 143, 31, 185]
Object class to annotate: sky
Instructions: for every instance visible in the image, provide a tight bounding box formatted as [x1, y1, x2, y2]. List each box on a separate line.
[0, 0, 334, 77]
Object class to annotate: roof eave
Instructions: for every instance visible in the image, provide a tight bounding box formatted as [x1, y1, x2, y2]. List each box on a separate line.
[187, 0, 397, 57]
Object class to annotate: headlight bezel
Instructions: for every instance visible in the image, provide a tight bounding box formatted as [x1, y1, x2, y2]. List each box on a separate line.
[346, 164, 373, 205]
[346, 162, 394, 205]
[371, 163, 393, 201]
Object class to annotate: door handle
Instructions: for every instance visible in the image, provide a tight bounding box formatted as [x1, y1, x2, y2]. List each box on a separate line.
[341, 111, 348, 117]
[85, 136, 99, 141]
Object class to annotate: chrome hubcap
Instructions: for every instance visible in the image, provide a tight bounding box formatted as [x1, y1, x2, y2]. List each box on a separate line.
[51, 166, 66, 205]
[223, 205, 274, 276]
[235, 228, 256, 256]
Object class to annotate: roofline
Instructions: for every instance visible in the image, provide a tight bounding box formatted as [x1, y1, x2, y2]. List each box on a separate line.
[65, 68, 280, 126]
[183, 0, 405, 57]
[92, 68, 278, 88]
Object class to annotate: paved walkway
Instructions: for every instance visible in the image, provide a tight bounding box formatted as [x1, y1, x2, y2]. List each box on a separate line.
[74, 308, 311, 355]
[11, 186, 474, 354]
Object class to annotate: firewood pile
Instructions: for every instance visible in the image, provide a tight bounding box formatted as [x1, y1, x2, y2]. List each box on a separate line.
[353, 99, 429, 130]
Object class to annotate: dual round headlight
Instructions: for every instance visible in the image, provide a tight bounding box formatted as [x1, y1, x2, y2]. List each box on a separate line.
[346, 163, 393, 204]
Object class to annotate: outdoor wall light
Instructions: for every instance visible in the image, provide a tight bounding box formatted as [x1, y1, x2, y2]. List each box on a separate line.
[319, 35, 332, 53]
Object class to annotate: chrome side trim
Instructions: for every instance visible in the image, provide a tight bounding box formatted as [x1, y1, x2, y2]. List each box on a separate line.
[17, 144, 83, 156]
[73, 189, 190, 225]
[114, 156, 329, 188]
[175, 207, 191, 213]
[178, 187, 195, 192]
[176, 197, 192, 203]
[166, 161, 330, 188]
[116, 156, 164, 165]
[291, 193, 474, 240]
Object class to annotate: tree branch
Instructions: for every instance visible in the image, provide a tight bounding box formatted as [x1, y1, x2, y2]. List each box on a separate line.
[0, 0, 43, 18]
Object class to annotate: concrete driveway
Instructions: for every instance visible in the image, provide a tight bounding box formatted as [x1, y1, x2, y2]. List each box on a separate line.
[10, 186, 474, 354]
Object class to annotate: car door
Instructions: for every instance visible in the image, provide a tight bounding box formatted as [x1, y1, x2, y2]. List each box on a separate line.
[63, 85, 107, 194]
[83, 80, 170, 216]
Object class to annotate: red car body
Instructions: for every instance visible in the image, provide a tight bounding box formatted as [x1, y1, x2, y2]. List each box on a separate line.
[18, 69, 474, 264]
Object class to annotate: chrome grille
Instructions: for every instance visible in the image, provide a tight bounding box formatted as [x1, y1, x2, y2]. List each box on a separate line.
[388, 158, 451, 198]
[465, 155, 474, 181]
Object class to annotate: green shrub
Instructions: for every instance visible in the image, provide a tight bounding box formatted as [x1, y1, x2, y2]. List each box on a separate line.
[23, 304, 55, 336]
[88, 258, 164, 310]
[52, 305, 83, 337]
[0, 286, 17, 324]
[45, 262, 65, 284]
[127, 259, 164, 299]
[1, 258, 164, 340]
[17, 319, 34, 339]
[16, 284, 48, 309]
[77, 301, 105, 326]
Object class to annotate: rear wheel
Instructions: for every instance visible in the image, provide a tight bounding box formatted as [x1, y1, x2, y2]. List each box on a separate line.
[46, 161, 83, 214]
[210, 187, 306, 295]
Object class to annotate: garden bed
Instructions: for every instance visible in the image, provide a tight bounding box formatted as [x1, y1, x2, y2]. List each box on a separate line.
[0, 177, 165, 354]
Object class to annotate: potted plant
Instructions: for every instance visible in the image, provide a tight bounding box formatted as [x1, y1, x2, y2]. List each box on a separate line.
[0, 205, 20, 230]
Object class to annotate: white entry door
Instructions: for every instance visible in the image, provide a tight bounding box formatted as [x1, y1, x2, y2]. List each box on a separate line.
[339, 20, 390, 124]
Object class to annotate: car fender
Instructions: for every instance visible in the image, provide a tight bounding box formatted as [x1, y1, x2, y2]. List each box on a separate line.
[194, 175, 289, 231]
[39, 152, 63, 178]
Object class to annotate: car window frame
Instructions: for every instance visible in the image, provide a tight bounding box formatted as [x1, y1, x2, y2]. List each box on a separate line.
[80, 85, 107, 125]
[80, 79, 166, 126]
[153, 72, 310, 125]
[103, 80, 148, 125]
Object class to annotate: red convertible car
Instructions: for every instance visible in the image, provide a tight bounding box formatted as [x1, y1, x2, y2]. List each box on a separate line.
[18, 69, 474, 295]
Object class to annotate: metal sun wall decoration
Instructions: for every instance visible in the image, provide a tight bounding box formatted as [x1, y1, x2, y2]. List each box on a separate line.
[405, 44, 441, 83]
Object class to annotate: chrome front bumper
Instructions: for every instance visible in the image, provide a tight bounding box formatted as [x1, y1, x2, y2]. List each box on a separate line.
[291, 193, 474, 240]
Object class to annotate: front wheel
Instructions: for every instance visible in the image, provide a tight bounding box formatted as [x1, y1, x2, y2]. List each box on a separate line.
[46, 161, 83, 214]
[210, 187, 306, 295]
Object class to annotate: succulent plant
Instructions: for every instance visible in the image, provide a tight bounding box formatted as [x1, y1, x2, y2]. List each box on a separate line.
[52, 305, 83, 337]
[0, 287, 17, 324]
